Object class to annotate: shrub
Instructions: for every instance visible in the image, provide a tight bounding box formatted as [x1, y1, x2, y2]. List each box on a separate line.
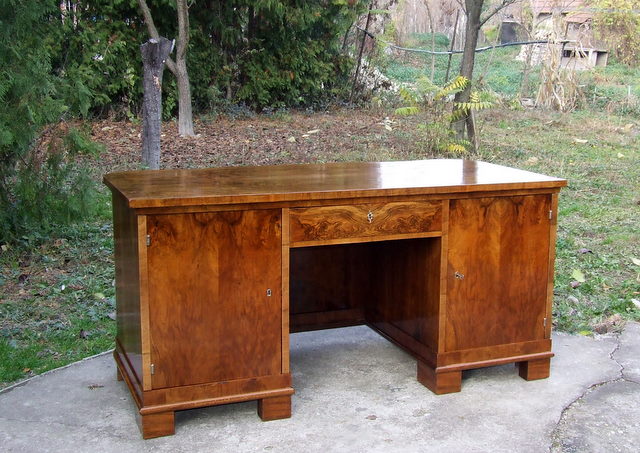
[0, 128, 102, 244]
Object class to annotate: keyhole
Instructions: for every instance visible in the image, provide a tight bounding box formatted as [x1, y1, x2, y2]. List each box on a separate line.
[266, 289, 272, 297]
[367, 211, 374, 223]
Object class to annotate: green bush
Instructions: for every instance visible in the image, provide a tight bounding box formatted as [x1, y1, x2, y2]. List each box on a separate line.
[0, 128, 102, 244]
[0, 1, 102, 244]
[49, 0, 365, 115]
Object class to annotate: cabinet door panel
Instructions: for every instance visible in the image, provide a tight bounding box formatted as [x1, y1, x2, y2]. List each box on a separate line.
[446, 196, 551, 351]
[147, 209, 282, 389]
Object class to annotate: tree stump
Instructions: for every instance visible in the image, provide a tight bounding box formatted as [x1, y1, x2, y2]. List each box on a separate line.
[141, 37, 173, 170]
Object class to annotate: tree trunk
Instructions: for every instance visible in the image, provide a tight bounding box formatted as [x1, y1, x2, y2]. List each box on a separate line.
[423, 0, 436, 82]
[452, 0, 483, 140]
[138, 0, 195, 137]
[175, 0, 194, 136]
[141, 38, 173, 170]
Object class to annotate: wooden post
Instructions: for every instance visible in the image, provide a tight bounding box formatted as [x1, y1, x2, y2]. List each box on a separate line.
[140, 37, 173, 170]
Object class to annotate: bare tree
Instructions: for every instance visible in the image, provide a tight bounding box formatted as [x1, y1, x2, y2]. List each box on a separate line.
[452, 0, 517, 143]
[141, 38, 174, 170]
[423, 0, 436, 81]
[138, 0, 195, 137]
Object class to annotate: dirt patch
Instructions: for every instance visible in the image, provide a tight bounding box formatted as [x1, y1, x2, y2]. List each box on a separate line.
[88, 109, 432, 176]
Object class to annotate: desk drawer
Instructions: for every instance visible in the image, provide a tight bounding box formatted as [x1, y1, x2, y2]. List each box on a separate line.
[289, 201, 442, 244]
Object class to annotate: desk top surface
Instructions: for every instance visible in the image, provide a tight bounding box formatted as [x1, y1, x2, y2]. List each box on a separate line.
[104, 159, 567, 208]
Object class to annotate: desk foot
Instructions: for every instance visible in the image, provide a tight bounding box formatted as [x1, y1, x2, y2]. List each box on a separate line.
[140, 411, 175, 439]
[518, 357, 551, 381]
[258, 395, 292, 421]
[417, 362, 462, 394]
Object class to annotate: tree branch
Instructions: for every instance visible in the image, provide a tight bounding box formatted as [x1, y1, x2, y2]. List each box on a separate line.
[137, 0, 177, 75]
[176, 0, 189, 61]
[479, 0, 517, 28]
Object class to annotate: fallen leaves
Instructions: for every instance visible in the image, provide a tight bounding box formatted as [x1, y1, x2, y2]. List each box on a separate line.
[593, 314, 625, 334]
[571, 269, 586, 283]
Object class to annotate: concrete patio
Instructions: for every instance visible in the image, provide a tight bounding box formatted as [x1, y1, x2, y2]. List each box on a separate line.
[1, 323, 639, 453]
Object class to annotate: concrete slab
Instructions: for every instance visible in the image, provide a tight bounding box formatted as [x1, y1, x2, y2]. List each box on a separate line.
[550, 321, 640, 453]
[616, 321, 640, 383]
[550, 380, 640, 453]
[0, 325, 633, 453]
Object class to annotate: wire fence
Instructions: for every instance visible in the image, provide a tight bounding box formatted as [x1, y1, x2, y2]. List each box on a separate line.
[355, 26, 567, 55]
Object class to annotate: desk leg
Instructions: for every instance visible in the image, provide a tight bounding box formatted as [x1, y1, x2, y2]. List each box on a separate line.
[140, 411, 175, 439]
[258, 395, 292, 421]
[417, 361, 462, 395]
[518, 358, 551, 381]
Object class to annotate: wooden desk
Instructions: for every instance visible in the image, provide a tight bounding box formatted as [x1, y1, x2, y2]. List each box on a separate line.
[104, 159, 567, 439]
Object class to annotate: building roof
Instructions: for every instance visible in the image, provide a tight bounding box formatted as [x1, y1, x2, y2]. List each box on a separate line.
[533, 0, 592, 23]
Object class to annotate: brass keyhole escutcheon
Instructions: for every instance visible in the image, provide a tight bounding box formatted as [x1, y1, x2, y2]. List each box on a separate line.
[367, 211, 374, 223]
[454, 272, 465, 280]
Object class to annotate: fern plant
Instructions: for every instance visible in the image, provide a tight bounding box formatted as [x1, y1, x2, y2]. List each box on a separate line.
[394, 75, 491, 154]
[450, 90, 494, 122]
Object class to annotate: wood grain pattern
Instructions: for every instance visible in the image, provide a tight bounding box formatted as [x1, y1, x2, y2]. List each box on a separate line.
[291, 309, 365, 332]
[445, 195, 552, 352]
[130, 187, 562, 217]
[137, 215, 152, 391]
[289, 201, 442, 244]
[114, 347, 143, 410]
[140, 411, 175, 439]
[290, 244, 370, 318]
[257, 395, 292, 421]
[146, 209, 282, 388]
[104, 160, 566, 209]
[111, 192, 144, 387]
[106, 160, 566, 437]
[417, 361, 462, 394]
[545, 193, 560, 339]
[367, 238, 441, 352]
[141, 373, 293, 410]
[518, 357, 551, 380]
[437, 339, 552, 368]
[437, 200, 450, 354]
[281, 208, 291, 374]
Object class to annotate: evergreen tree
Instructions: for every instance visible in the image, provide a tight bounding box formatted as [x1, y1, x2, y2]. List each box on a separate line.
[0, 0, 96, 243]
[0, 1, 64, 173]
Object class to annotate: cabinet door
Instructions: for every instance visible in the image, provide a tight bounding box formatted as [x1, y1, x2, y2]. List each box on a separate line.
[446, 195, 551, 352]
[146, 209, 282, 389]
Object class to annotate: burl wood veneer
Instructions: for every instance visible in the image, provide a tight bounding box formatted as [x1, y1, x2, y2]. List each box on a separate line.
[105, 159, 566, 438]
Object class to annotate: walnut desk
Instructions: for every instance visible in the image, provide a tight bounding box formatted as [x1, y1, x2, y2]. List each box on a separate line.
[104, 159, 567, 439]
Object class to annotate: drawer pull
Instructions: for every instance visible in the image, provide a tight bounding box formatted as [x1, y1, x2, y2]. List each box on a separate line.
[367, 211, 374, 223]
